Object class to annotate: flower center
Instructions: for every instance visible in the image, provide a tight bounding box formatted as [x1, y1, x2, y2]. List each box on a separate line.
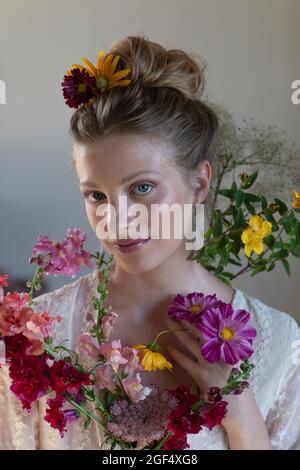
[189, 303, 202, 315]
[96, 76, 108, 91]
[220, 327, 235, 341]
[78, 83, 86, 93]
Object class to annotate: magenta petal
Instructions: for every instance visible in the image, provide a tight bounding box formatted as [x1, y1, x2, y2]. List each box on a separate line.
[201, 339, 221, 363]
[220, 342, 239, 365]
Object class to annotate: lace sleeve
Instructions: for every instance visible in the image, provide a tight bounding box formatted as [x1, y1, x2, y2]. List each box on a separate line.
[265, 316, 300, 450]
[0, 292, 51, 450]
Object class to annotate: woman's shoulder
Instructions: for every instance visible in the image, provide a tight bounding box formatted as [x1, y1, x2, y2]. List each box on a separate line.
[232, 286, 300, 395]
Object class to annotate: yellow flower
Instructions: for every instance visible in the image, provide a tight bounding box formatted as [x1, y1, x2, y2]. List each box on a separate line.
[67, 49, 131, 92]
[132, 344, 173, 372]
[241, 215, 272, 257]
[292, 191, 300, 209]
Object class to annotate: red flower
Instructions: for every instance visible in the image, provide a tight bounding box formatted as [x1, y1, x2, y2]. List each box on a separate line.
[168, 384, 200, 406]
[44, 394, 79, 437]
[167, 403, 203, 439]
[4, 333, 32, 359]
[61, 68, 97, 109]
[162, 434, 189, 450]
[49, 360, 91, 394]
[198, 401, 228, 430]
[9, 355, 50, 410]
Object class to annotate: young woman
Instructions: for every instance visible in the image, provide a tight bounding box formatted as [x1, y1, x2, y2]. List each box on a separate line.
[0, 35, 299, 450]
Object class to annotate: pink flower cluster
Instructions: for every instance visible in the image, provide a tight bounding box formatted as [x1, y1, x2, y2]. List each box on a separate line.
[77, 331, 152, 403]
[0, 289, 61, 356]
[0, 274, 90, 436]
[29, 228, 95, 277]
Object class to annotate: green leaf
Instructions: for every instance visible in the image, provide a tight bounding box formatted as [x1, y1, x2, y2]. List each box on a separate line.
[230, 181, 237, 194]
[281, 259, 291, 277]
[264, 210, 279, 231]
[244, 193, 261, 203]
[270, 249, 289, 260]
[293, 219, 300, 245]
[228, 257, 243, 266]
[233, 208, 244, 229]
[291, 246, 300, 259]
[274, 198, 288, 215]
[250, 265, 266, 276]
[235, 189, 245, 209]
[212, 211, 223, 237]
[244, 200, 256, 215]
[264, 234, 275, 247]
[260, 196, 268, 211]
[241, 170, 258, 190]
[266, 262, 276, 272]
[217, 189, 233, 199]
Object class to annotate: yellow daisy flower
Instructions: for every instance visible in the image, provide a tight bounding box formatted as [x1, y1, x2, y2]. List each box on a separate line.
[132, 344, 173, 372]
[241, 215, 272, 257]
[66, 49, 131, 92]
[292, 191, 300, 209]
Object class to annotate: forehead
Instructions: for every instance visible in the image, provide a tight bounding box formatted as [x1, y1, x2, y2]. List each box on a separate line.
[73, 133, 178, 183]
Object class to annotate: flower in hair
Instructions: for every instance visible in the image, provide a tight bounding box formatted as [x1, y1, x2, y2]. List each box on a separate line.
[61, 49, 132, 109]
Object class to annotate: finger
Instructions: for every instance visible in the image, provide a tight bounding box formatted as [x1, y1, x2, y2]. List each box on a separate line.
[180, 319, 205, 344]
[166, 345, 199, 383]
[165, 316, 202, 360]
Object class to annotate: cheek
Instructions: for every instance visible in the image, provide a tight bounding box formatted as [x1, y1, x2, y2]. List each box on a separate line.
[85, 204, 98, 230]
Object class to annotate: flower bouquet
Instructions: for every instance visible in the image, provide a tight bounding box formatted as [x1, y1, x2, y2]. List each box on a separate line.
[0, 228, 257, 450]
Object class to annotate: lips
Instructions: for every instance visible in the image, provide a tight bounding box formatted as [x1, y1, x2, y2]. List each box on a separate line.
[113, 238, 150, 247]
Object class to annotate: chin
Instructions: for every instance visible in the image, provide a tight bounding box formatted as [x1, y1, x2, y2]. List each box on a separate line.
[107, 239, 182, 275]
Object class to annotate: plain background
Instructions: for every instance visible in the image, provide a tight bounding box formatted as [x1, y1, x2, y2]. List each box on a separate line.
[0, 0, 299, 322]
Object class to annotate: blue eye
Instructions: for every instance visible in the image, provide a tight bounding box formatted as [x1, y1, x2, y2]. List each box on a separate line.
[133, 183, 154, 195]
[84, 191, 105, 203]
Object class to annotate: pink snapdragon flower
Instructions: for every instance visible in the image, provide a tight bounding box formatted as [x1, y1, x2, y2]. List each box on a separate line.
[98, 340, 128, 372]
[0, 291, 61, 355]
[29, 228, 94, 277]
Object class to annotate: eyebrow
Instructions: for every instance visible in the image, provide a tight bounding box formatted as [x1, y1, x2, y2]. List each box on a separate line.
[79, 170, 161, 187]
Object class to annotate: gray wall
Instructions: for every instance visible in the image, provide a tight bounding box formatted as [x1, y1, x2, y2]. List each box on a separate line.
[0, 0, 299, 321]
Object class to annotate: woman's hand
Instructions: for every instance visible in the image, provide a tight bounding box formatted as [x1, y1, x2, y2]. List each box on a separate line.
[164, 316, 272, 450]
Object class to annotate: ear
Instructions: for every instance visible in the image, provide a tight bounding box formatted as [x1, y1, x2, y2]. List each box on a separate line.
[189, 160, 212, 204]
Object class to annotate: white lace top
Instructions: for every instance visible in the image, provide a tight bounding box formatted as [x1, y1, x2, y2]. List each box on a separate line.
[0, 269, 299, 450]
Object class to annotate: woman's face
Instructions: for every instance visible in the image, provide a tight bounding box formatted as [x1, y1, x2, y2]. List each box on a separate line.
[73, 132, 211, 274]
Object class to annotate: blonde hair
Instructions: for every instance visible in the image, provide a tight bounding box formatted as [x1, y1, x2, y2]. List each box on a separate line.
[70, 34, 219, 260]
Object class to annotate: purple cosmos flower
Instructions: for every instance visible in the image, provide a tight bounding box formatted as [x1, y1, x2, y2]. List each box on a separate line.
[168, 292, 223, 326]
[199, 303, 256, 365]
[61, 68, 97, 109]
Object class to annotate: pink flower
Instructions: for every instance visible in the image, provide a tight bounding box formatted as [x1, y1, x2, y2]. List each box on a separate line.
[77, 333, 101, 369]
[0, 274, 9, 304]
[29, 228, 95, 277]
[95, 363, 117, 392]
[101, 311, 118, 340]
[168, 292, 223, 326]
[199, 304, 257, 365]
[0, 292, 61, 355]
[98, 340, 128, 372]
[121, 346, 143, 377]
[122, 373, 152, 402]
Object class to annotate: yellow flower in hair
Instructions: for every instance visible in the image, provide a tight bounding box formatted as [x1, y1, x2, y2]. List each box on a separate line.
[132, 344, 173, 372]
[292, 191, 300, 209]
[241, 215, 272, 257]
[67, 49, 132, 92]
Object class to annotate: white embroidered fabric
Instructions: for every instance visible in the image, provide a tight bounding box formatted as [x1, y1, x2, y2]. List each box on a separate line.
[0, 269, 299, 450]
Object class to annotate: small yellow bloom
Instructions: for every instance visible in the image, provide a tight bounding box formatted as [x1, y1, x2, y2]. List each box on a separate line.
[132, 344, 173, 372]
[66, 49, 131, 92]
[292, 191, 300, 209]
[241, 215, 272, 257]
